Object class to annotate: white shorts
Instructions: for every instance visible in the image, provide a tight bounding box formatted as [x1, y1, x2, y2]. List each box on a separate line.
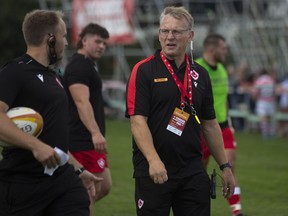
[256, 101, 276, 116]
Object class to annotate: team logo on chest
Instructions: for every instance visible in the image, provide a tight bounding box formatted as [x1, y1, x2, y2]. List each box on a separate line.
[37, 74, 44, 82]
[190, 70, 199, 88]
[190, 70, 199, 80]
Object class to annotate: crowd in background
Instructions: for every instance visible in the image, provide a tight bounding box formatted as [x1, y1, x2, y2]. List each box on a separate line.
[101, 58, 288, 139]
[227, 60, 288, 137]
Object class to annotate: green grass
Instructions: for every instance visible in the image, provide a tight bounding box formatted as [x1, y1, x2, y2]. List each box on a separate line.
[96, 120, 288, 216]
[1, 120, 288, 215]
[208, 132, 288, 216]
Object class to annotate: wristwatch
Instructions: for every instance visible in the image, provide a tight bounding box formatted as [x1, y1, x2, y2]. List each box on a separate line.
[75, 167, 86, 176]
[219, 162, 232, 171]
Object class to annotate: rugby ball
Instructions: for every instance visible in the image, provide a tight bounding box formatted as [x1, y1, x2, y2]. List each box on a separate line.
[0, 107, 43, 148]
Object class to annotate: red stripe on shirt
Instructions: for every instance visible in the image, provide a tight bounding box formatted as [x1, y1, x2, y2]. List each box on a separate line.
[127, 55, 154, 116]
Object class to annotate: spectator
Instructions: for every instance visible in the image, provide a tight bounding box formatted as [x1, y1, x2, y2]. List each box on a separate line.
[252, 68, 277, 139]
[277, 75, 288, 137]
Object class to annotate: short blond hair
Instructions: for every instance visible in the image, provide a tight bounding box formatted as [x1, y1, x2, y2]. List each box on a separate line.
[160, 6, 194, 30]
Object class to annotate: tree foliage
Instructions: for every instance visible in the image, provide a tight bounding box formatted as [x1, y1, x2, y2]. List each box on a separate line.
[0, 0, 38, 67]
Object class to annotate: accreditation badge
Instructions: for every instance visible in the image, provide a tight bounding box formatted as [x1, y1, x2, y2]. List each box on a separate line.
[166, 107, 190, 136]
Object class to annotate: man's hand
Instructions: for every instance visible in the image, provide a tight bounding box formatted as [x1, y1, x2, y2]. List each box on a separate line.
[221, 168, 235, 199]
[148, 159, 168, 184]
[92, 133, 107, 154]
[32, 144, 61, 168]
[79, 170, 103, 198]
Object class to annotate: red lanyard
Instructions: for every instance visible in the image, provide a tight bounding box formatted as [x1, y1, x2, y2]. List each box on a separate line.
[160, 51, 192, 108]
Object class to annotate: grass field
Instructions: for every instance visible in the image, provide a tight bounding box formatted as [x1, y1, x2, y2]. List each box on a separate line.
[95, 119, 288, 216]
[1, 119, 287, 215]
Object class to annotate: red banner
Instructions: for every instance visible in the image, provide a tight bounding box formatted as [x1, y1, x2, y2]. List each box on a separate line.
[71, 0, 134, 45]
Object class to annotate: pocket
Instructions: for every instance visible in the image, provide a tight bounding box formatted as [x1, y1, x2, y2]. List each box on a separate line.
[0, 181, 12, 212]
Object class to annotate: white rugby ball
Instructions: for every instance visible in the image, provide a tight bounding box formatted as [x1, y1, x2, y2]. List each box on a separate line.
[0, 107, 44, 148]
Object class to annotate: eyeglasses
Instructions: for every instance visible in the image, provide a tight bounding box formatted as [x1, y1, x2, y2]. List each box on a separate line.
[159, 29, 190, 37]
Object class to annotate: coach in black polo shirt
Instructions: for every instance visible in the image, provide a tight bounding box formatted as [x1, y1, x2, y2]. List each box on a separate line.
[126, 6, 235, 216]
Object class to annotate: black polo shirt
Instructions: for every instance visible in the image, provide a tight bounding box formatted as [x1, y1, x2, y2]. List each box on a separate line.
[126, 50, 215, 178]
[0, 54, 69, 180]
[63, 53, 105, 151]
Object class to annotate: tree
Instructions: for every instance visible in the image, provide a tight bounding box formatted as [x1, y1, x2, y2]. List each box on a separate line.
[0, 0, 38, 67]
